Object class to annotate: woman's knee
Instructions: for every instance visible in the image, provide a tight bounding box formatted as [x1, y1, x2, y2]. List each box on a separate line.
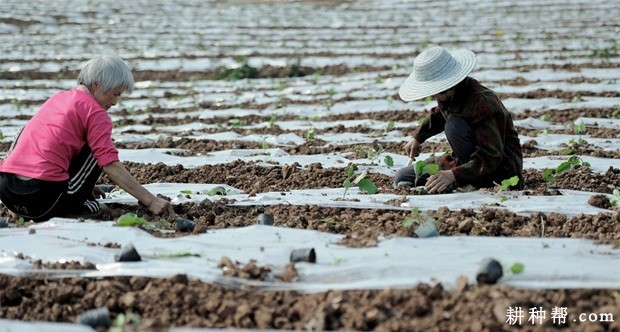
[444, 117, 471, 141]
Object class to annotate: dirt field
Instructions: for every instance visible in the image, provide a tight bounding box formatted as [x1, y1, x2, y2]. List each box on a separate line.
[1, 0, 619, 331]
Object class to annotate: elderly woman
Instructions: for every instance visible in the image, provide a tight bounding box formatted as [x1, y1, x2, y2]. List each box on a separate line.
[0, 55, 175, 222]
[394, 46, 523, 194]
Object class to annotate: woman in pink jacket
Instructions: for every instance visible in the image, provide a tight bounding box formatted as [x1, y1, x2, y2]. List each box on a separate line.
[0, 55, 175, 222]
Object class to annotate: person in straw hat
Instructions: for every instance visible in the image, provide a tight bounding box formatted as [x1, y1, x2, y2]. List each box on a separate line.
[394, 46, 523, 194]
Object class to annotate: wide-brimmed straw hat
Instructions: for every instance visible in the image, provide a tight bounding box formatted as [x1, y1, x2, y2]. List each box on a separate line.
[399, 46, 476, 101]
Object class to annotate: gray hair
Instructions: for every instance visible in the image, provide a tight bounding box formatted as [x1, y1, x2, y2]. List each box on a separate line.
[77, 55, 134, 94]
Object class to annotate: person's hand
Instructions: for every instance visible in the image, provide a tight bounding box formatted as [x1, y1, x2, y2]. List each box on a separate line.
[148, 197, 176, 219]
[404, 138, 421, 161]
[92, 186, 106, 199]
[426, 170, 456, 194]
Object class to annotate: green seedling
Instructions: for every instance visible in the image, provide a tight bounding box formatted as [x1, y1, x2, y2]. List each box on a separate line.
[384, 120, 395, 134]
[412, 160, 439, 187]
[306, 128, 315, 140]
[116, 213, 148, 227]
[261, 137, 270, 150]
[332, 257, 347, 265]
[180, 189, 193, 195]
[494, 175, 520, 202]
[362, 144, 393, 167]
[610, 188, 619, 207]
[110, 309, 141, 331]
[541, 156, 590, 185]
[268, 114, 277, 128]
[504, 262, 525, 275]
[156, 251, 201, 259]
[0, 130, 4, 140]
[228, 118, 242, 128]
[402, 207, 435, 229]
[573, 122, 587, 135]
[342, 163, 378, 199]
[539, 114, 551, 122]
[17, 217, 25, 226]
[215, 60, 258, 81]
[205, 187, 230, 196]
[10, 100, 22, 113]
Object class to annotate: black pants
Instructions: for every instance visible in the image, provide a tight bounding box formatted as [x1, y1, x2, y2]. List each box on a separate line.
[0, 145, 102, 222]
[394, 117, 522, 189]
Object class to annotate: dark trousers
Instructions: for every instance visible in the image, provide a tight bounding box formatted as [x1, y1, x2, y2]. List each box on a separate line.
[0, 145, 102, 222]
[394, 117, 522, 189]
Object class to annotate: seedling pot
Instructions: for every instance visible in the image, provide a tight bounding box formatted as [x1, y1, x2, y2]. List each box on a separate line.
[476, 258, 503, 284]
[256, 213, 274, 226]
[0, 216, 9, 228]
[116, 243, 142, 262]
[290, 248, 316, 263]
[176, 217, 195, 232]
[414, 221, 438, 238]
[75, 307, 111, 328]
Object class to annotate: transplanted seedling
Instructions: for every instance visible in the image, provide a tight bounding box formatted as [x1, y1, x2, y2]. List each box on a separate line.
[116, 213, 148, 227]
[412, 160, 439, 187]
[359, 143, 394, 167]
[541, 156, 591, 187]
[494, 175, 520, 203]
[610, 188, 620, 207]
[402, 207, 438, 238]
[342, 163, 378, 199]
[110, 309, 141, 331]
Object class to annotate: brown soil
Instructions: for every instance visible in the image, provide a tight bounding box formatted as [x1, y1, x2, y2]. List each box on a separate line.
[1, 274, 618, 331]
[2, 2, 620, 330]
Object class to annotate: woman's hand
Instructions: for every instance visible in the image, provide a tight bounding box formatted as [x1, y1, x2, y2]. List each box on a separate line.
[404, 138, 421, 161]
[426, 170, 456, 194]
[147, 197, 176, 219]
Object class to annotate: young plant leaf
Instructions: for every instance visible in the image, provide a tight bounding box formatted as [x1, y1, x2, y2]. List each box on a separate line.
[541, 168, 555, 182]
[343, 178, 351, 189]
[500, 175, 520, 189]
[556, 161, 572, 174]
[347, 164, 356, 177]
[358, 179, 378, 194]
[423, 164, 439, 175]
[402, 217, 415, 229]
[510, 262, 525, 274]
[384, 155, 394, 167]
[117, 213, 148, 227]
[352, 170, 368, 184]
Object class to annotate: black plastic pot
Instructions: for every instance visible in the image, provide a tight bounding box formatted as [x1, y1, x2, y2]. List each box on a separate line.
[115, 243, 142, 262]
[211, 186, 227, 195]
[290, 248, 316, 263]
[176, 217, 195, 232]
[0, 216, 9, 228]
[476, 258, 503, 284]
[75, 307, 111, 328]
[256, 213, 274, 226]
